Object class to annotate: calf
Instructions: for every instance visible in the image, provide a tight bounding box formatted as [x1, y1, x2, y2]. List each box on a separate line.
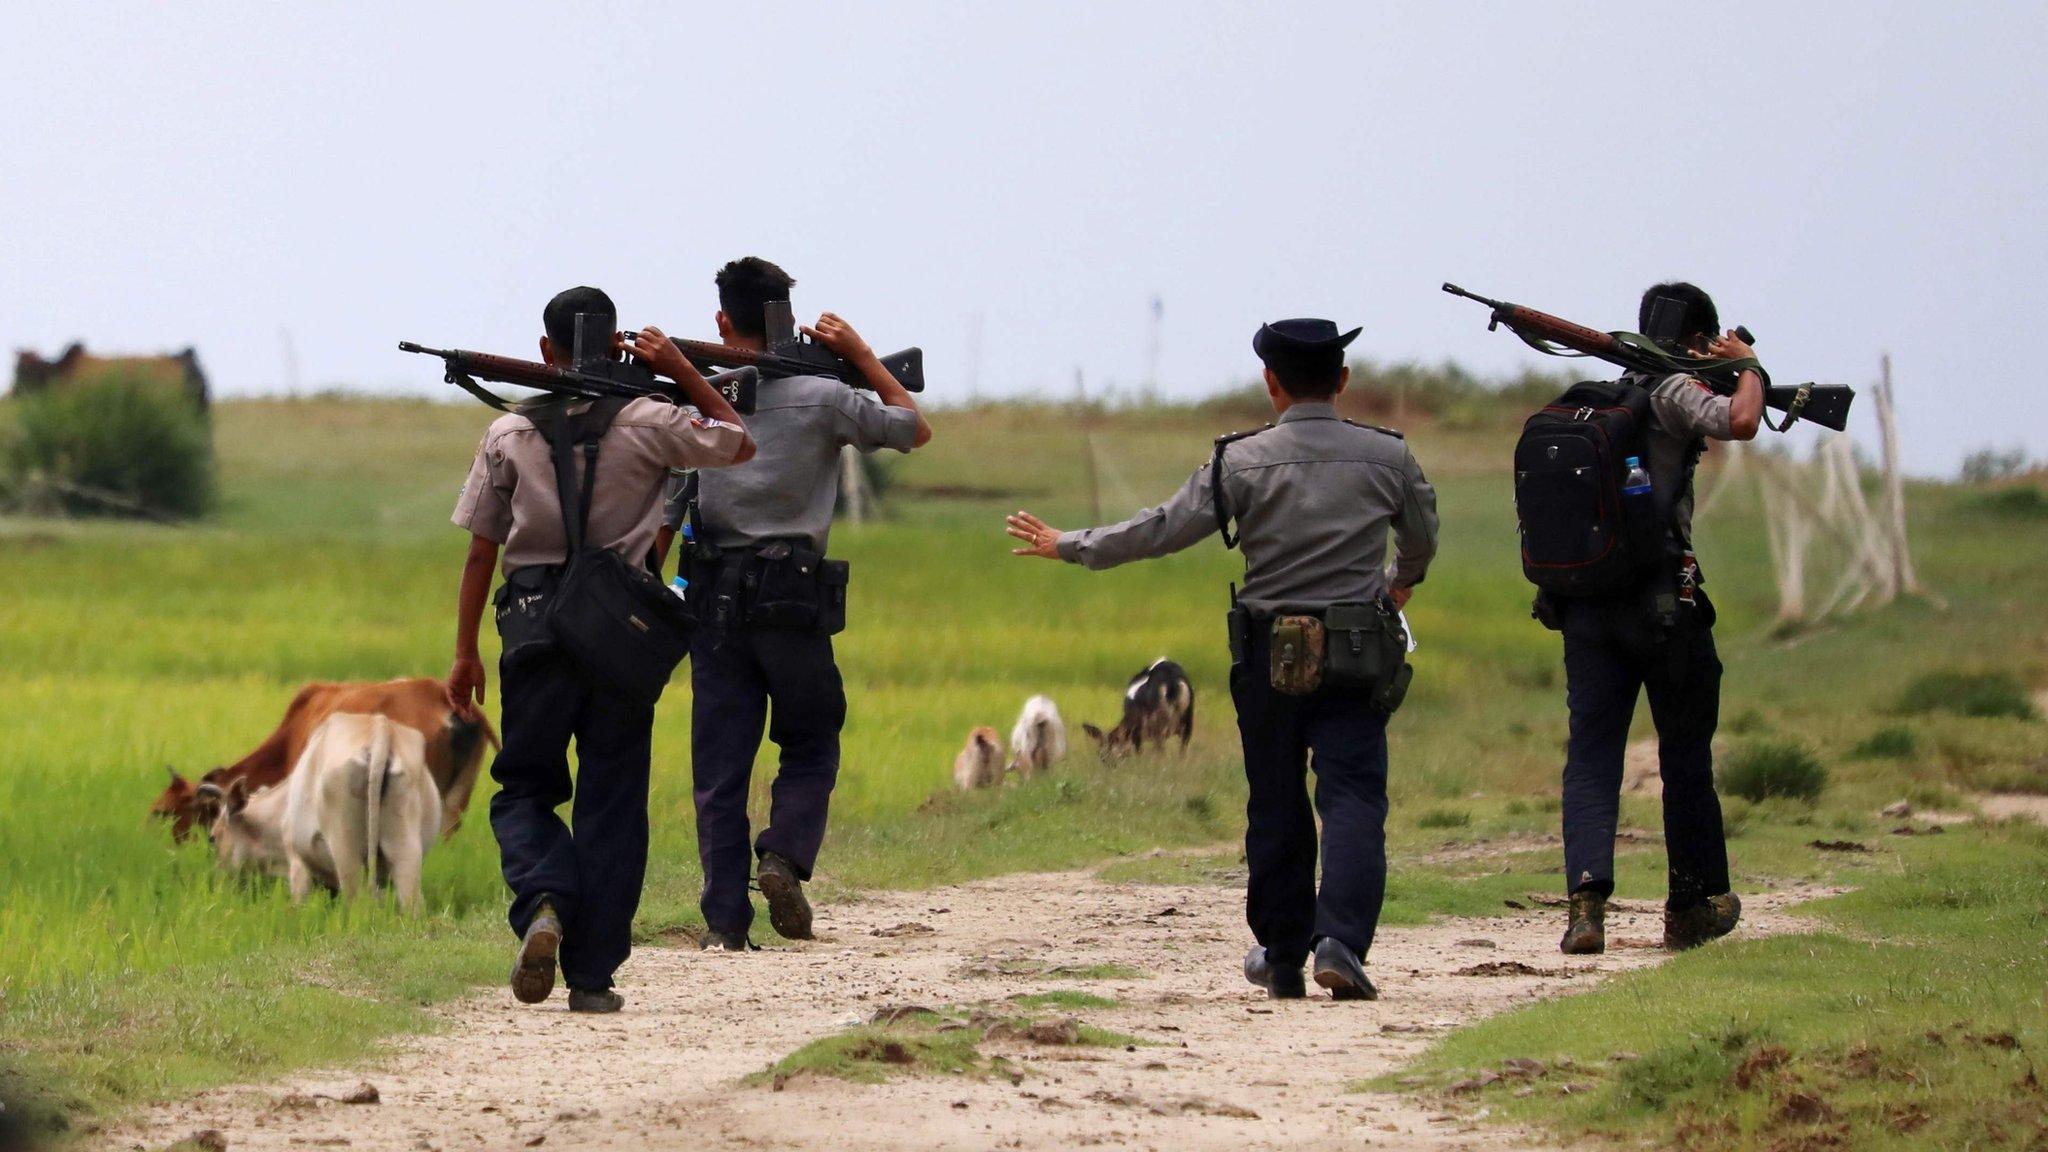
[1081, 658, 1194, 761]
[208, 713, 442, 912]
[953, 726, 1005, 790]
[155, 677, 495, 842]
[1006, 695, 1067, 777]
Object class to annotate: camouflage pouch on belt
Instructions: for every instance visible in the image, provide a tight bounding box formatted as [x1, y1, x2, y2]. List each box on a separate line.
[1269, 615, 1327, 695]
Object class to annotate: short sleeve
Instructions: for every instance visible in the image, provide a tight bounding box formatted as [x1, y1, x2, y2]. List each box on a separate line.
[632, 398, 749, 469]
[451, 437, 513, 543]
[1651, 375, 1733, 441]
[833, 386, 919, 452]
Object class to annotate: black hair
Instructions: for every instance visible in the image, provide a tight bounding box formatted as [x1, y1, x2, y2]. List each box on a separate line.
[1639, 282, 1719, 350]
[716, 257, 796, 338]
[1268, 355, 1345, 401]
[542, 286, 617, 358]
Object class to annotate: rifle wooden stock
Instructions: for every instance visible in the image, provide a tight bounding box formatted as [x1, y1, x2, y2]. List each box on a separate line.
[1494, 305, 1620, 360]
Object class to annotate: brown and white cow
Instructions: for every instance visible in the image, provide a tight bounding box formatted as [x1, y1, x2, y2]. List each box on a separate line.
[208, 713, 442, 912]
[153, 677, 495, 842]
[1081, 658, 1194, 761]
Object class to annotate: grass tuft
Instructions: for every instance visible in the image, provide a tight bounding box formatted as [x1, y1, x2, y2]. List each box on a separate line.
[1894, 670, 2039, 720]
[1850, 725, 1920, 760]
[1718, 741, 1829, 803]
[1416, 807, 1473, 830]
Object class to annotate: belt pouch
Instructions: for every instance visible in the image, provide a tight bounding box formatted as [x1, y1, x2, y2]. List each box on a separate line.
[1269, 615, 1326, 695]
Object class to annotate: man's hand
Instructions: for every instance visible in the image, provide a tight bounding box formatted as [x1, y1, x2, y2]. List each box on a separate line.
[1390, 586, 1414, 610]
[447, 655, 487, 718]
[1702, 329, 1756, 363]
[1006, 511, 1064, 559]
[800, 312, 875, 364]
[628, 326, 695, 383]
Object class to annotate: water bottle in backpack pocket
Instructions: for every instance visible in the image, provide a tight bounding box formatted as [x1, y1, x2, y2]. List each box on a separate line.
[1513, 380, 1667, 598]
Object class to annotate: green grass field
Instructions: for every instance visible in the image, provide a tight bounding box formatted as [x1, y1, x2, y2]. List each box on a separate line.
[1, 391, 2043, 1149]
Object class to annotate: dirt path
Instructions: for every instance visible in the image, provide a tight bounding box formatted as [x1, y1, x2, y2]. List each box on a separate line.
[105, 870, 1825, 1152]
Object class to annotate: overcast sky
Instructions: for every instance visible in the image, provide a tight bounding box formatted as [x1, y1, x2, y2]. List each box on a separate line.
[5, 2, 2042, 474]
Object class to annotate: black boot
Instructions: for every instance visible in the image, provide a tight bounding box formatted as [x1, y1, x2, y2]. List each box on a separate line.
[567, 988, 624, 1014]
[1560, 890, 1606, 955]
[1242, 947, 1306, 1000]
[1312, 937, 1378, 1001]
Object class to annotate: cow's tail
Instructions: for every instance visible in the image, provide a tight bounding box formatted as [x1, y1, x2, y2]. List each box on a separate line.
[364, 716, 393, 891]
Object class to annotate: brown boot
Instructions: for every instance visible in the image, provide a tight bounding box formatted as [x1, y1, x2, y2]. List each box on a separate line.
[1560, 891, 1606, 955]
[1663, 901, 1718, 950]
[1707, 892, 1742, 939]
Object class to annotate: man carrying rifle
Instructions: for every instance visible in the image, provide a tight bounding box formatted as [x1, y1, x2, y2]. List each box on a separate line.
[668, 257, 932, 951]
[448, 286, 754, 1012]
[1547, 282, 1759, 955]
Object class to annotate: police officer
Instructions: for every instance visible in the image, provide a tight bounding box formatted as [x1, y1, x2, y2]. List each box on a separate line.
[448, 286, 754, 1012]
[1551, 282, 1760, 955]
[667, 258, 932, 951]
[1007, 319, 1438, 1000]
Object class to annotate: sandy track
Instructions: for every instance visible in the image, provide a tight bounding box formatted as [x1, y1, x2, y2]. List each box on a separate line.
[105, 869, 1825, 1152]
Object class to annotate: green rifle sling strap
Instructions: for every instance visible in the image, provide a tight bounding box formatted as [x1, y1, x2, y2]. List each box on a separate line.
[446, 368, 519, 414]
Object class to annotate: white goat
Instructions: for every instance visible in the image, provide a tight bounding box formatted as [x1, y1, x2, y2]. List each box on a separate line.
[1006, 695, 1067, 777]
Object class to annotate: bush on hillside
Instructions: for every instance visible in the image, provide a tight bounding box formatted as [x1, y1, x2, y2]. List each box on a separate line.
[1719, 741, 1830, 804]
[1850, 726, 1920, 760]
[5, 372, 215, 519]
[1893, 671, 2039, 721]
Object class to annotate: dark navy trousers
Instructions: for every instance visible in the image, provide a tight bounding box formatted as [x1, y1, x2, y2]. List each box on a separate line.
[489, 646, 654, 992]
[690, 626, 847, 937]
[1231, 629, 1391, 969]
[1559, 597, 1730, 909]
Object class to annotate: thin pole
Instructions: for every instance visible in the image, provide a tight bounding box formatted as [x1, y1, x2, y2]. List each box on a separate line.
[1077, 366, 1101, 523]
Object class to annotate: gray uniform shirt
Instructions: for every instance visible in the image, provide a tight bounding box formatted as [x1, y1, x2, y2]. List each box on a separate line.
[662, 373, 919, 554]
[1638, 372, 1735, 540]
[1055, 403, 1440, 614]
[452, 397, 748, 577]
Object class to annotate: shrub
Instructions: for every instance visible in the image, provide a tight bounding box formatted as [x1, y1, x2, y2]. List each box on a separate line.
[6, 372, 214, 519]
[1968, 486, 2048, 519]
[1894, 671, 2039, 721]
[1417, 807, 1472, 830]
[1850, 726, 1920, 760]
[1719, 741, 1829, 804]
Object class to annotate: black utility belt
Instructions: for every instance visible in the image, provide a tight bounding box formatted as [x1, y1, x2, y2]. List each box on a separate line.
[1229, 601, 1412, 714]
[685, 540, 849, 635]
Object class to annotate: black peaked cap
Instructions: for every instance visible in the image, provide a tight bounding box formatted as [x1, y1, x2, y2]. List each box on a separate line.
[1253, 318, 1363, 364]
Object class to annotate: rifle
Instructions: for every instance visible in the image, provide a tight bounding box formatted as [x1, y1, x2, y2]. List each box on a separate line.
[1441, 283, 1852, 432]
[655, 301, 925, 393]
[399, 314, 757, 416]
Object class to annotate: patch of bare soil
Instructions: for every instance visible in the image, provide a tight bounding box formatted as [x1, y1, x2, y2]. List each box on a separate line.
[1976, 792, 2048, 824]
[103, 872, 1824, 1152]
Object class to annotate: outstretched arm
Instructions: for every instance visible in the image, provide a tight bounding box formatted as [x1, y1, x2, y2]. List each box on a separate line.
[1008, 463, 1219, 570]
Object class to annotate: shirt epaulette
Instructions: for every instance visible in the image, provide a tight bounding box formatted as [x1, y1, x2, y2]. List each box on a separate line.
[1341, 419, 1403, 440]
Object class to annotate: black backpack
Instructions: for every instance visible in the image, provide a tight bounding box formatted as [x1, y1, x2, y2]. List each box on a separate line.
[532, 399, 694, 707]
[1513, 379, 1669, 598]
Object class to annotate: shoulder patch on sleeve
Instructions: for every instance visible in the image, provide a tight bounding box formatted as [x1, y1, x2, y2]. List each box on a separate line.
[1692, 379, 1716, 395]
